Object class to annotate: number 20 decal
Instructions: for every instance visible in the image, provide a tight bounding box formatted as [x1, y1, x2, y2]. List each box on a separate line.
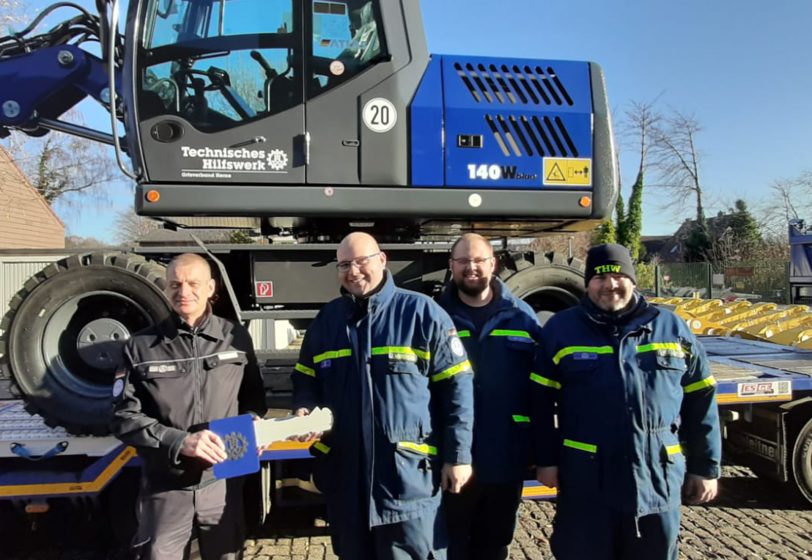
[363, 98, 398, 133]
[467, 164, 502, 180]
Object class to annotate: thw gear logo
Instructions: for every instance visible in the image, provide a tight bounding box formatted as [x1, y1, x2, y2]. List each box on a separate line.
[223, 432, 249, 461]
[266, 149, 289, 171]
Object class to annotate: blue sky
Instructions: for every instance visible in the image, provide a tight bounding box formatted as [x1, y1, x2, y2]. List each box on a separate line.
[20, 0, 812, 241]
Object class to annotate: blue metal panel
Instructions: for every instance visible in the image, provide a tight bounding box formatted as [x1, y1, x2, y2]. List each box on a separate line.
[440, 55, 593, 190]
[409, 55, 444, 186]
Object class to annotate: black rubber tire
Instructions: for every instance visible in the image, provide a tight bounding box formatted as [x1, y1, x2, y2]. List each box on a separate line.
[791, 416, 812, 504]
[0, 252, 171, 435]
[500, 251, 585, 325]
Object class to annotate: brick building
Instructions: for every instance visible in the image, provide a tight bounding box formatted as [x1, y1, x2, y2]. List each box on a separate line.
[0, 146, 65, 248]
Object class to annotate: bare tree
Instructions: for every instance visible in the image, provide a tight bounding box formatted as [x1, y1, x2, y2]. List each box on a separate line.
[649, 111, 712, 260]
[618, 100, 660, 260]
[757, 171, 812, 238]
[113, 210, 162, 245]
[650, 111, 706, 223]
[4, 123, 121, 207]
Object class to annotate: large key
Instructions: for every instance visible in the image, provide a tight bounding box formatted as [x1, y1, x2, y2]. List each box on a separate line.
[210, 407, 333, 479]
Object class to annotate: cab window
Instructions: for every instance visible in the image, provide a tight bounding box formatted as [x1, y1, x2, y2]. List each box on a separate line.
[139, 0, 303, 131]
[309, 0, 387, 97]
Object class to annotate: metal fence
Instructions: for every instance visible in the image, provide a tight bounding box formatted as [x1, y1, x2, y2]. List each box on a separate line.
[636, 260, 790, 303]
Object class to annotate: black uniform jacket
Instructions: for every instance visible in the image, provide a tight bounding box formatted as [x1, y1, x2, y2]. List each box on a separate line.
[111, 312, 267, 490]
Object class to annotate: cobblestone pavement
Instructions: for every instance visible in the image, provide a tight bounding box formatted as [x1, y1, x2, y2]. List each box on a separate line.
[7, 465, 812, 559]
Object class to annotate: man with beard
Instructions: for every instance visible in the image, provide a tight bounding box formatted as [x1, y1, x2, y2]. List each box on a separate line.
[437, 233, 542, 560]
[292, 232, 474, 559]
[112, 253, 267, 560]
[532, 244, 721, 560]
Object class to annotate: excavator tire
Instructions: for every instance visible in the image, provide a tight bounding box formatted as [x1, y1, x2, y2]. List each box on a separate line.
[0, 252, 171, 435]
[499, 251, 585, 325]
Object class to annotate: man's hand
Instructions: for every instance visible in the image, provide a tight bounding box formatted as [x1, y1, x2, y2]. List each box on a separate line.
[180, 430, 227, 464]
[291, 407, 323, 442]
[683, 474, 718, 505]
[441, 463, 472, 493]
[536, 466, 559, 488]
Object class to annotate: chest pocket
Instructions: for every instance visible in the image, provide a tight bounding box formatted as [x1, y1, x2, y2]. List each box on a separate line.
[636, 343, 687, 374]
[388, 359, 423, 375]
[202, 351, 246, 371]
[136, 361, 189, 379]
[504, 336, 535, 352]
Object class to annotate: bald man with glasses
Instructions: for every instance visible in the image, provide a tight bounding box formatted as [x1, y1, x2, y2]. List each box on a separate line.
[292, 232, 475, 559]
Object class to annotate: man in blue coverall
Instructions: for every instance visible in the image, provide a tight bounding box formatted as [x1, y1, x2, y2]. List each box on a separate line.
[438, 233, 542, 560]
[532, 243, 721, 560]
[292, 232, 475, 559]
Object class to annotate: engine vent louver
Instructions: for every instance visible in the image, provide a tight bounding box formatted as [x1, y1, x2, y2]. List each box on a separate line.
[454, 62, 574, 106]
[485, 114, 578, 157]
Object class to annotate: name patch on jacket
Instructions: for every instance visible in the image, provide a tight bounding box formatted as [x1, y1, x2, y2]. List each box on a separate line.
[149, 364, 178, 373]
[572, 352, 598, 360]
[320, 359, 332, 369]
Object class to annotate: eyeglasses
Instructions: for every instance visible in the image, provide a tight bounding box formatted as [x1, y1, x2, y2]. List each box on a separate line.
[336, 252, 381, 273]
[450, 256, 493, 267]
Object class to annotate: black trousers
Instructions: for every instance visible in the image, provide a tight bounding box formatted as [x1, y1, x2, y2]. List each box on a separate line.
[443, 479, 523, 560]
[134, 477, 245, 560]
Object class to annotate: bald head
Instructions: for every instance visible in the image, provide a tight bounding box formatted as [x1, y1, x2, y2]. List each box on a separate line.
[168, 253, 212, 279]
[336, 232, 387, 298]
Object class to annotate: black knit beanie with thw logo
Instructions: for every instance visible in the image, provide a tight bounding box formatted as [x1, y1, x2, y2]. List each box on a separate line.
[584, 243, 637, 286]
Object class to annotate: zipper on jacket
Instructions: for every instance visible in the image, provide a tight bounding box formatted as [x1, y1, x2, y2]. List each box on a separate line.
[192, 329, 202, 425]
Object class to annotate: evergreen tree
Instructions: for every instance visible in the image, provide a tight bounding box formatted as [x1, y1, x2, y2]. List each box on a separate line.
[625, 170, 644, 261]
[593, 218, 616, 245]
[729, 199, 762, 249]
[615, 192, 628, 246]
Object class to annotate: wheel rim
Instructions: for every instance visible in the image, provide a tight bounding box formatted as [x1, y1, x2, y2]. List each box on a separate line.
[41, 290, 155, 395]
[519, 285, 581, 317]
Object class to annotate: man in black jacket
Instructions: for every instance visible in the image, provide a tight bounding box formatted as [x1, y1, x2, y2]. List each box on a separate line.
[112, 253, 267, 560]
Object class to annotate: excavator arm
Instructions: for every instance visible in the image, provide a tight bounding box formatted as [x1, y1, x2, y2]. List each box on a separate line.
[0, 1, 122, 144]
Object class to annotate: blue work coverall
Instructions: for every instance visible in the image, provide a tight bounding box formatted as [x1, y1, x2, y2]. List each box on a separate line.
[292, 271, 475, 559]
[438, 279, 542, 559]
[532, 295, 721, 560]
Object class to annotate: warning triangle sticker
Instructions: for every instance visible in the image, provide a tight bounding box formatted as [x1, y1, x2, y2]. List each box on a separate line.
[546, 163, 566, 182]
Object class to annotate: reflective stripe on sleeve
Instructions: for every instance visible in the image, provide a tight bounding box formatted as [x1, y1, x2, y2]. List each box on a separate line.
[397, 441, 437, 455]
[552, 346, 614, 365]
[371, 346, 431, 360]
[530, 373, 561, 390]
[294, 363, 316, 377]
[563, 439, 598, 453]
[637, 342, 685, 357]
[490, 329, 532, 339]
[512, 415, 531, 423]
[683, 376, 717, 393]
[431, 360, 472, 382]
[665, 444, 682, 456]
[457, 330, 471, 338]
[313, 349, 352, 364]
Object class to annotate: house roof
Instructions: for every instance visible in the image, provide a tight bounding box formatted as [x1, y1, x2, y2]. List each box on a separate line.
[0, 145, 65, 228]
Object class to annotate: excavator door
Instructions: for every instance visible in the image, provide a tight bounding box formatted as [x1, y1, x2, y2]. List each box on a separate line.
[126, 0, 308, 184]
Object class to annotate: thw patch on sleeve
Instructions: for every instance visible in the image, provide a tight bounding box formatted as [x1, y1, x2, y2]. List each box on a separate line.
[450, 336, 465, 358]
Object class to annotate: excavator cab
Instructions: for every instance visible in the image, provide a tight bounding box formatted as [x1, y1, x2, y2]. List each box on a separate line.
[125, 0, 409, 191]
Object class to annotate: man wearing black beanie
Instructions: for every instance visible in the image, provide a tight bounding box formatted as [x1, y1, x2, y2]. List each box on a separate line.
[531, 243, 721, 560]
